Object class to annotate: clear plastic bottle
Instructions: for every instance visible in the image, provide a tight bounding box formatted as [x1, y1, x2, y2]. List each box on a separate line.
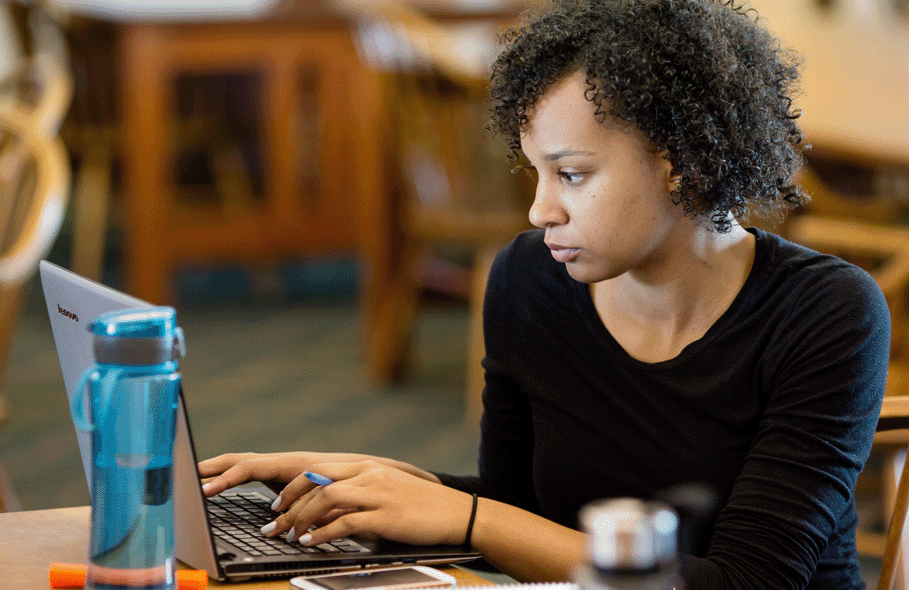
[71, 307, 185, 590]
[573, 498, 684, 590]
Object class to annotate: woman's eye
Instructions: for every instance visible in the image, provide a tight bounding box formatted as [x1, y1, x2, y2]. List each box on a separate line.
[559, 171, 585, 184]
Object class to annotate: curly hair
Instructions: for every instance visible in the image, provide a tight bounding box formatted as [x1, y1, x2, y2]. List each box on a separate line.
[488, 0, 806, 232]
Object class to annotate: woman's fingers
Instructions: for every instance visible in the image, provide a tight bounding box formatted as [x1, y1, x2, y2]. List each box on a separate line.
[300, 510, 375, 546]
[270, 470, 320, 512]
[198, 453, 263, 496]
[197, 452, 259, 478]
[286, 481, 378, 543]
[272, 460, 382, 513]
[268, 462, 365, 513]
[262, 463, 379, 540]
[313, 508, 359, 528]
[306, 460, 383, 486]
[199, 453, 301, 497]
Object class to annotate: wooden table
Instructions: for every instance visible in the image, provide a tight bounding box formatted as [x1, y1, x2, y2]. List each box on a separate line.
[0, 506, 494, 590]
[746, 0, 909, 170]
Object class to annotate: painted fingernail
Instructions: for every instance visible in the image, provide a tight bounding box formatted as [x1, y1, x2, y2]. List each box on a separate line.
[299, 533, 312, 545]
[271, 496, 282, 511]
[260, 521, 277, 535]
[201, 483, 211, 492]
[287, 526, 296, 541]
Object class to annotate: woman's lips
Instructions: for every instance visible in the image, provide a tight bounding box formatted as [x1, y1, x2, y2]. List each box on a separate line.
[547, 245, 580, 263]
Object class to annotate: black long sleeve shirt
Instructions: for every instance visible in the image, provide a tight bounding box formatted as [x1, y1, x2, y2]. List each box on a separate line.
[438, 228, 890, 590]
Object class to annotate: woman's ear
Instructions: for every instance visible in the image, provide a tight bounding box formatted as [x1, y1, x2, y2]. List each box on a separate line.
[668, 169, 682, 194]
[658, 150, 681, 193]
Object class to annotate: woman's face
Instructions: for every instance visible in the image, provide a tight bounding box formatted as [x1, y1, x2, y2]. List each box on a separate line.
[520, 71, 686, 284]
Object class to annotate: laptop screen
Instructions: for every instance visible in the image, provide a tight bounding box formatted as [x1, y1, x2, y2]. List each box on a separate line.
[39, 260, 149, 490]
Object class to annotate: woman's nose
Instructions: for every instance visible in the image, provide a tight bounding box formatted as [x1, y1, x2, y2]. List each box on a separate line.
[528, 181, 566, 228]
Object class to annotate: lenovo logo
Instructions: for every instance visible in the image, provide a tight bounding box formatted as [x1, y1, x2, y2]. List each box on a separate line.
[58, 304, 79, 322]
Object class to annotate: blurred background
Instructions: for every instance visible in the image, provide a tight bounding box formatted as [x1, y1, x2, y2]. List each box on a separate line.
[1, 0, 908, 586]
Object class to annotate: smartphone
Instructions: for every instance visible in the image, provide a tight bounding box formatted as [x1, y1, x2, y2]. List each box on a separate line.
[290, 566, 457, 590]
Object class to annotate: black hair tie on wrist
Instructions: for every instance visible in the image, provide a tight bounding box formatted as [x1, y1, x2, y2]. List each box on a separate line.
[464, 493, 479, 548]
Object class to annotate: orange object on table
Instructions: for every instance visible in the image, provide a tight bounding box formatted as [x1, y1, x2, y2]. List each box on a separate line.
[49, 563, 207, 590]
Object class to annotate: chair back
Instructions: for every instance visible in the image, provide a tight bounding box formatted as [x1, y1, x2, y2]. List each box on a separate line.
[0, 104, 69, 284]
[0, 3, 72, 136]
[0, 103, 69, 467]
[0, 3, 70, 512]
[347, 0, 530, 244]
[0, 4, 23, 85]
[792, 165, 906, 227]
[876, 397, 909, 590]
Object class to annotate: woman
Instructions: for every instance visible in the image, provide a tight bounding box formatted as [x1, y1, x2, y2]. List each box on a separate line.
[200, 1, 890, 587]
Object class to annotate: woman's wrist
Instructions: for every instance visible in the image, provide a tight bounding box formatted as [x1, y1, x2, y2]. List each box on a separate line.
[464, 493, 479, 548]
[462, 496, 587, 581]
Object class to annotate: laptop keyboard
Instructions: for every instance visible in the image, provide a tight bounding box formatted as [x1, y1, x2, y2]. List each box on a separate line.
[207, 491, 369, 556]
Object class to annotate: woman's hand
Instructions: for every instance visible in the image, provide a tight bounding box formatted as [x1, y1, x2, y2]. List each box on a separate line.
[201, 452, 588, 581]
[198, 452, 442, 505]
[199, 452, 310, 496]
[260, 459, 474, 547]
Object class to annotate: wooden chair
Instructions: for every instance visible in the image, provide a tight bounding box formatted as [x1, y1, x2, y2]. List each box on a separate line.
[0, 2, 72, 136]
[338, 0, 531, 424]
[0, 103, 71, 512]
[0, 3, 71, 512]
[875, 396, 909, 590]
[793, 164, 907, 227]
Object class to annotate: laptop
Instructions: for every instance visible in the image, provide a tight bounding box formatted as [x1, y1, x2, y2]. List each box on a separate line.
[39, 261, 480, 581]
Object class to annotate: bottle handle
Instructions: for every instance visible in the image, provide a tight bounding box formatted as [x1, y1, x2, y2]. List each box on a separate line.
[70, 367, 135, 431]
[70, 366, 98, 431]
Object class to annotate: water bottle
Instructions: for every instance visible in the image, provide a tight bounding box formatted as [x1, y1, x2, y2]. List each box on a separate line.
[573, 498, 684, 590]
[71, 307, 185, 590]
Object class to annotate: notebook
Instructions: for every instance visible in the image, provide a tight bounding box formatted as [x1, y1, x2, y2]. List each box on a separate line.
[39, 261, 480, 581]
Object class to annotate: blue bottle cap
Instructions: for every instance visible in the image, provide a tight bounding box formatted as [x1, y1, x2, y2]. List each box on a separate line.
[89, 307, 177, 338]
[88, 307, 185, 366]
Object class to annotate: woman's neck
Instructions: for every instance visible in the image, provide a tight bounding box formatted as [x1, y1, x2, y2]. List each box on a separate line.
[589, 224, 756, 363]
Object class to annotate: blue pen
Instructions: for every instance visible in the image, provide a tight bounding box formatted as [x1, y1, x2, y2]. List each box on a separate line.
[305, 471, 334, 486]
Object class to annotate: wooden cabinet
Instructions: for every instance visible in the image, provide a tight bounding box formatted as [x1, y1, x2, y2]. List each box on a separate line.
[119, 17, 365, 304]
